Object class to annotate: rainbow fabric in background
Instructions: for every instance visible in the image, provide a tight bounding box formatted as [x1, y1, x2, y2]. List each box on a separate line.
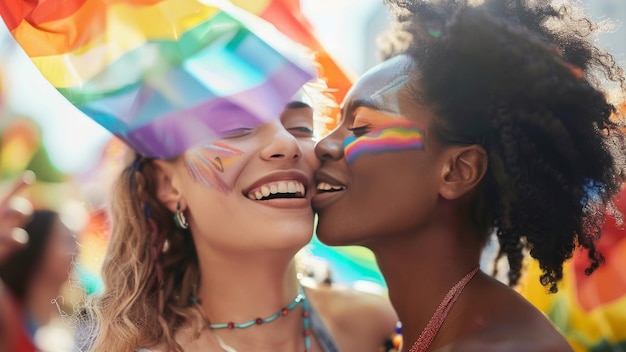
[306, 234, 386, 289]
[0, 0, 315, 158]
[232, 0, 355, 132]
[519, 187, 626, 352]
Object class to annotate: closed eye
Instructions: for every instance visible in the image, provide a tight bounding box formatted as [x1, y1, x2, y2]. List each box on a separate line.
[221, 128, 253, 138]
[347, 125, 370, 137]
[288, 126, 314, 137]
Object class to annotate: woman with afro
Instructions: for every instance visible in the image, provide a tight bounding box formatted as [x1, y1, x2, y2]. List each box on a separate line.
[313, 0, 626, 350]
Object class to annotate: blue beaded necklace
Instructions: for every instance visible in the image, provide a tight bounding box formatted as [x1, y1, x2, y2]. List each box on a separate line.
[198, 286, 312, 351]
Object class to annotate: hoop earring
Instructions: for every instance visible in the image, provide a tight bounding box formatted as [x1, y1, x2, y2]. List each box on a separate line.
[174, 202, 189, 229]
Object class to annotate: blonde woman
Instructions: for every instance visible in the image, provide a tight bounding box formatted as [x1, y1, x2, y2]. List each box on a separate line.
[0, 1, 397, 349]
[82, 86, 396, 352]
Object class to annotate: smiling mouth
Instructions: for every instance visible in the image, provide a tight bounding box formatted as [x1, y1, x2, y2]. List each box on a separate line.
[246, 180, 306, 200]
[316, 182, 346, 193]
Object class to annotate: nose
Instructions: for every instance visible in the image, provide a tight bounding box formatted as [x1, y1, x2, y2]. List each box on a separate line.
[315, 130, 344, 161]
[260, 121, 302, 161]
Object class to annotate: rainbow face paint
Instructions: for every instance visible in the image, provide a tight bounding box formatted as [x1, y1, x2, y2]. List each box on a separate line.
[185, 142, 243, 191]
[344, 122, 424, 164]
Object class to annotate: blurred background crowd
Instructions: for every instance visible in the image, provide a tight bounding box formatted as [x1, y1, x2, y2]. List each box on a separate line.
[1, 1, 625, 351]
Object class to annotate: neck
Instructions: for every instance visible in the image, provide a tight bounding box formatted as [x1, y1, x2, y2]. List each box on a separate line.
[369, 221, 482, 351]
[195, 246, 306, 351]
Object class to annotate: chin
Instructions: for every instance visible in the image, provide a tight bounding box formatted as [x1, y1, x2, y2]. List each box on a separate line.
[315, 222, 357, 247]
[271, 223, 315, 244]
[316, 216, 385, 248]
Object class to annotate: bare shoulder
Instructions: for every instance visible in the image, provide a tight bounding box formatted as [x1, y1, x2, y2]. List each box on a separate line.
[435, 278, 572, 352]
[304, 279, 398, 352]
[437, 311, 572, 352]
[437, 334, 572, 352]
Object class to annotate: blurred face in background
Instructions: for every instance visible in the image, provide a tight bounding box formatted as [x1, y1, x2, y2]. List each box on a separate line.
[35, 216, 76, 289]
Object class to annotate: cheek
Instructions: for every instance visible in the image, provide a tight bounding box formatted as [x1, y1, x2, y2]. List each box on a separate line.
[318, 152, 438, 245]
[184, 184, 241, 227]
[358, 153, 437, 221]
[184, 142, 245, 192]
[300, 139, 320, 169]
[40, 241, 74, 282]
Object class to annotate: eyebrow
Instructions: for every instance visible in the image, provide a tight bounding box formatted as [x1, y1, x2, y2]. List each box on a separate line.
[341, 98, 379, 116]
[286, 101, 312, 109]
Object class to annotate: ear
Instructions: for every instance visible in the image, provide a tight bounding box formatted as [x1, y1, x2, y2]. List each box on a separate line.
[151, 159, 183, 213]
[439, 145, 488, 200]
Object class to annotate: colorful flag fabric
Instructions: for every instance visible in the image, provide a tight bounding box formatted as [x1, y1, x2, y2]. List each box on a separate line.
[0, 118, 66, 183]
[519, 187, 626, 352]
[232, 0, 355, 131]
[306, 235, 386, 288]
[0, 0, 316, 158]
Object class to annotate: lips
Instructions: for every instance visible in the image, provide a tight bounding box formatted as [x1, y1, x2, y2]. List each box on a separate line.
[312, 169, 347, 209]
[243, 171, 310, 201]
[314, 169, 347, 191]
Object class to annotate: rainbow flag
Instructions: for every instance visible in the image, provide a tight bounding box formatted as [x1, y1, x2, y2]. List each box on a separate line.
[233, 0, 355, 131]
[520, 188, 626, 351]
[0, 0, 316, 158]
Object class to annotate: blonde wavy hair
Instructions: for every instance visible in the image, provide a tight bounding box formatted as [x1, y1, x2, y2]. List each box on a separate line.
[85, 156, 206, 352]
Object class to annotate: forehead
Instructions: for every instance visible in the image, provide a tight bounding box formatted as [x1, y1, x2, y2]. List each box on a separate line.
[290, 87, 314, 106]
[345, 54, 417, 103]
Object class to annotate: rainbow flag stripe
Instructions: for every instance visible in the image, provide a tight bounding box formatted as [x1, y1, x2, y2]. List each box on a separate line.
[520, 187, 626, 351]
[232, 0, 355, 132]
[0, 0, 315, 158]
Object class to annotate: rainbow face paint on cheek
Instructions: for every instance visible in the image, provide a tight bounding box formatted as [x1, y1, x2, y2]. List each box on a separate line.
[185, 142, 243, 191]
[343, 125, 424, 164]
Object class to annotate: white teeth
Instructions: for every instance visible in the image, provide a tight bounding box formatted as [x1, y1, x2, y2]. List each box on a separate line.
[247, 180, 306, 200]
[317, 182, 345, 191]
[317, 182, 331, 190]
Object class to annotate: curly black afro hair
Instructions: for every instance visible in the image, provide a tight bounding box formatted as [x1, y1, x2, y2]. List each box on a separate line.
[380, 0, 626, 293]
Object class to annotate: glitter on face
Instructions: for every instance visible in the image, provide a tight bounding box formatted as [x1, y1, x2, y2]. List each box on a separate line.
[185, 142, 243, 191]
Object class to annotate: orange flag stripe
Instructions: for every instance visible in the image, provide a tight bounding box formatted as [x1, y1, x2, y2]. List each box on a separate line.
[2, 0, 169, 57]
[7, 1, 107, 57]
[236, 0, 354, 129]
[1, 0, 87, 31]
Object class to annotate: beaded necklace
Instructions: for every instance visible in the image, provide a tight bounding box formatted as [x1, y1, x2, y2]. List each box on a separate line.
[408, 266, 479, 352]
[197, 286, 312, 351]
